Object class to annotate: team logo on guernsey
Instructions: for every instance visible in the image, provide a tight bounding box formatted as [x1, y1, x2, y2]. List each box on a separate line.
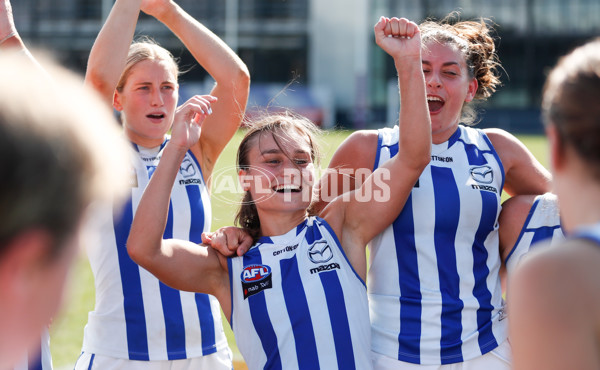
[180, 157, 196, 178]
[470, 165, 493, 184]
[241, 264, 273, 299]
[308, 241, 333, 264]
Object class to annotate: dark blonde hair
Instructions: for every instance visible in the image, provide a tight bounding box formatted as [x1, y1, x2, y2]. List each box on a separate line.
[543, 38, 600, 177]
[116, 38, 179, 93]
[420, 12, 502, 125]
[235, 112, 321, 242]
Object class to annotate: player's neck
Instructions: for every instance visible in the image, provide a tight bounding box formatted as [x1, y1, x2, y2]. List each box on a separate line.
[258, 210, 307, 238]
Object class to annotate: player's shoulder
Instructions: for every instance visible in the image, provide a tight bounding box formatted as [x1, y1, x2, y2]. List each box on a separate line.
[343, 129, 379, 151]
[501, 194, 538, 219]
[329, 129, 379, 169]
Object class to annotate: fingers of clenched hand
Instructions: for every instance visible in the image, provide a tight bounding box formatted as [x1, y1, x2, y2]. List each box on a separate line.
[202, 227, 253, 257]
[202, 230, 235, 257]
[380, 17, 418, 39]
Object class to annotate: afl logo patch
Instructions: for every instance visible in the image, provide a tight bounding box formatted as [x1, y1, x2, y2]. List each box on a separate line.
[241, 265, 273, 299]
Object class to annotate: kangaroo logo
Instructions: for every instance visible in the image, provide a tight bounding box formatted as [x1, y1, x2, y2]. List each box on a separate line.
[180, 157, 196, 178]
[470, 165, 493, 184]
[308, 241, 333, 264]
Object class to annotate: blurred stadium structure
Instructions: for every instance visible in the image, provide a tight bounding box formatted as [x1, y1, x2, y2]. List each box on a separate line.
[12, 0, 600, 131]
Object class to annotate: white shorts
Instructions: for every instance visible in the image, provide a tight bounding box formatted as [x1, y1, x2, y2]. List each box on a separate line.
[74, 348, 233, 370]
[372, 339, 511, 370]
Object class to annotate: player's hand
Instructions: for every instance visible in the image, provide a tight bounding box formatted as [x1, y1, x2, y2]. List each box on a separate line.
[0, 0, 17, 42]
[170, 94, 217, 150]
[374, 17, 421, 60]
[202, 227, 253, 257]
[140, 0, 175, 20]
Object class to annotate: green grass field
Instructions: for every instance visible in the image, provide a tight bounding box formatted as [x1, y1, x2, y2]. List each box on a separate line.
[49, 130, 549, 369]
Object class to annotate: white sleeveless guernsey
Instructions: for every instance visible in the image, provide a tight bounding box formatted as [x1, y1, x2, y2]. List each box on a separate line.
[369, 125, 507, 365]
[81, 138, 228, 361]
[505, 192, 565, 274]
[228, 217, 372, 370]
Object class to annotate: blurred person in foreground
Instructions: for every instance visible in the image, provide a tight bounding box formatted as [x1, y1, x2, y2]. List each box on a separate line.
[508, 37, 600, 370]
[0, 21, 131, 370]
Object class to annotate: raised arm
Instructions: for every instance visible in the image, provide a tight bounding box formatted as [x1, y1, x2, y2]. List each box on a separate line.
[322, 17, 431, 274]
[143, 0, 250, 178]
[85, 0, 141, 104]
[0, 0, 43, 69]
[127, 96, 231, 311]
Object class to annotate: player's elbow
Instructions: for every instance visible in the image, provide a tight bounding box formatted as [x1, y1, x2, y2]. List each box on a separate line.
[230, 65, 251, 94]
[408, 145, 431, 172]
[126, 235, 153, 268]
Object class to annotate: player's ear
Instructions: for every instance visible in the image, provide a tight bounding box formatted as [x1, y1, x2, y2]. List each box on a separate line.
[113, 91, 123, 112]
[546, 125, 564, 173]
[465, 77, 478, 103]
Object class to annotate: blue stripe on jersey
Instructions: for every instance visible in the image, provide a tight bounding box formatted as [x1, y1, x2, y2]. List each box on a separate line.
[187, 148, 205, 187]
[465, 137, 500, 353]
[159, 200, 187, 360]
[114, 197, 149, 360]
[195, 294, 217, 356]
[244, 252, 282, 369]
[185, 183, 205, 243]
[393, 194, 423, 363]
[481, 132, 506, 191]
[88, 353, 95, 370]
[431, 166, 464, 364]
[280, 255, 319, 368]
[305, 222, 323, 244]
[320, 271, 356, 369]
[377, 130, 422, 362]
[227, 258, 235, 326]
[530, 226, 562, 246]
[296, 219, 308, 235]
[28, 348, 42, 370]
[373, 132, 384, 172]
[505, 199, 540, 264]
[447, 128, 461, 148]
[184, 182, 217, 355]
[471, 190, 498, 352]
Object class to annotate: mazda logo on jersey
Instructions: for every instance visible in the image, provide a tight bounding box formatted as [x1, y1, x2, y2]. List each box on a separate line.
[179, 157, 196, 178]
[308, 241, 333, 264]
[241, 264, 273, 299]
[470, 165, 493, 184]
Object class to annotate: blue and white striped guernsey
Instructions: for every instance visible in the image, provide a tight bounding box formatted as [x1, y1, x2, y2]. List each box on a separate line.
[13, 329, 52, 370]
[228, 216, 372, 370]
[81, 137, 229, 361]
[369, 125, 507, 365]
[505, 193, 565, 274]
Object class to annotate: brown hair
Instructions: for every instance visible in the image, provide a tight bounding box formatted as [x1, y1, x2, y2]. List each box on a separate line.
[0, 51, 130, 261]
[420, 12, 502, 125]
[235, 112, 321, 242]
[116, 38, 179, 93]
[543, 37, 600, 176]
